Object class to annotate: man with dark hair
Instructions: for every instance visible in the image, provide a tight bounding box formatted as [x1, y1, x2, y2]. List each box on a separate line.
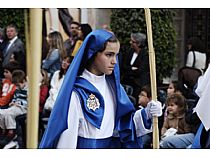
[63, 21, 80, 56]
[2, 24, 25, 71]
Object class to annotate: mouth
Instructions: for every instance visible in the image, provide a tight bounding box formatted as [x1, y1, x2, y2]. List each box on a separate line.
[108, 68, 114, 71]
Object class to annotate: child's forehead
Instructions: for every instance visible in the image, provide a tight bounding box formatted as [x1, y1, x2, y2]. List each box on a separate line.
[140, 91, 148, 97]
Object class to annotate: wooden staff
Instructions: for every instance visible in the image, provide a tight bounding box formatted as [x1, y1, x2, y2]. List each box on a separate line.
[26, 8, 42, 148]
[144, 8, 159, 149]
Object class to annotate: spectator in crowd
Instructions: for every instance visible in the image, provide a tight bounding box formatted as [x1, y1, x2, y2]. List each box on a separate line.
[43, 56, 73, 114]
[9, 49, 26, 72]
[0, 70, 28, 148]
[0, 27, 6, 53]
[160, 93, 194, 148]
[71, 23, 92, 57]
[0, 27, 6, 78]
[167, 81, 181, 97]
[122, 32, 150, 104]
[42, 31, 66, 79]
[64, 21, 80, 56]
[39, 29, 162, 149]
[2, 24, 25, 70]
[137, 85, 153, 148]
[0, 61, 21, 109]
[137, 85, 152, 109]
[39, 69, 49, 114]
[158, 81, 182, 133]
[186, 37, 207, 73]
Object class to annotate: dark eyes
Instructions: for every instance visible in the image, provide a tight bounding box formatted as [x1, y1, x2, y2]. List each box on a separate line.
[106, 54, 112, 57]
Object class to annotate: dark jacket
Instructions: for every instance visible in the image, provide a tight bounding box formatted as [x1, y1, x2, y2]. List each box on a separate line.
[122, 48, 150, 88]
[2, 38, 25, 69]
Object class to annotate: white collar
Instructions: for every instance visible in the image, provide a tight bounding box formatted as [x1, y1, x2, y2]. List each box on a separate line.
[81, 69, 105, 83]
[9, 36, 18, 44]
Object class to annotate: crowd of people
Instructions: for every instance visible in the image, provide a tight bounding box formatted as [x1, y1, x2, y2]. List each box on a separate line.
[0, 18, 209, 149]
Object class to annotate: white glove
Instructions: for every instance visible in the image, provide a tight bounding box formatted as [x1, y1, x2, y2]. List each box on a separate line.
[146, 100, 162, 118]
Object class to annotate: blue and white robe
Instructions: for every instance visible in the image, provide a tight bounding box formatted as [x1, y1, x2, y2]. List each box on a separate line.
[56, 69, 152, 148]
[39, 29, 152, 149]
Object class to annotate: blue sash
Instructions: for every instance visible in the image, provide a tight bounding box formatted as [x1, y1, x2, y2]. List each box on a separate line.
[74, 77, 142, 148]
[77, 136, 143, 149]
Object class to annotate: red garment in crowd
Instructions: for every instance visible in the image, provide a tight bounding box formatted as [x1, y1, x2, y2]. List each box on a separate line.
[39, 85, 49, 113]
[0, 79, 16, 107]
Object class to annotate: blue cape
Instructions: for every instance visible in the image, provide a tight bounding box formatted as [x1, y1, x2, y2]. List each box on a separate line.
[39, 29, 136, 148]
[191, 123, 210, 148]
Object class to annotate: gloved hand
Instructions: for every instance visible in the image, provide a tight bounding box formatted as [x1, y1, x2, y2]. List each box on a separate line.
[146, 100, 163, 118]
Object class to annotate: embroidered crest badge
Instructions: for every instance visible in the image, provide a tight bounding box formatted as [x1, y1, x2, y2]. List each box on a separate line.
[87, 94, 100, 111]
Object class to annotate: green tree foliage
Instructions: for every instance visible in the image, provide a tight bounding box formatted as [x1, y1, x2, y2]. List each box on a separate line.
[110, 9, 177, 83]
[0, 9, 25, 42]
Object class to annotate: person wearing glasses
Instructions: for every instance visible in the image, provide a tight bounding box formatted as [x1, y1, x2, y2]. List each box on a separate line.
[122, 33, 150, 109]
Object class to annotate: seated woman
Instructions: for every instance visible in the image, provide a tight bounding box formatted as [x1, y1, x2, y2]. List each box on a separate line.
[43, 56, 73, 113]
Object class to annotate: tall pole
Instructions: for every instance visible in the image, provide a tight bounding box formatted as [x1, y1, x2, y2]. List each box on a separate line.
[26, 8, 42, 148]
[144, 8, 159, 149]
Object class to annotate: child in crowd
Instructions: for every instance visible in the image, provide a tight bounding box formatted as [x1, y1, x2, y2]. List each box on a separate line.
[167, 81, 181, 96]
[39, 69, 49, 113]
[0, 61, 21, 109]
[137, 85, 153, 148]
[159, 81, 182, 129]
[138, 85, 151, 109]
[0, 70, 28, 148]
[160, 92, 194, 148]
[43, 56, 73, 113]
[38, 69, 49, 139]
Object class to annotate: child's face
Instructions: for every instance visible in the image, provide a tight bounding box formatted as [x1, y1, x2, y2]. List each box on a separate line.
[3, 69, 12, 80]
[61, 58, 71, 70]
[167, 83, 175, 96]
[167, 101, 178, 115]
[90, 41, 120, 76]
[138, 91, 150, 107]
[16, 80, 26, 89]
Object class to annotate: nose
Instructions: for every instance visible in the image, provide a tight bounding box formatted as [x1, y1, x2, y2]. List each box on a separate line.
[112, 56, 117, 64]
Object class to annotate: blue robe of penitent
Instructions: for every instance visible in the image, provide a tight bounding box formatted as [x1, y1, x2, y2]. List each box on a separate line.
[39, 29, 151, 148]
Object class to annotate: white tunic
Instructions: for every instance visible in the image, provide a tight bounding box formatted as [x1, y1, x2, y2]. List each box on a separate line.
[57, 69, 152, 148]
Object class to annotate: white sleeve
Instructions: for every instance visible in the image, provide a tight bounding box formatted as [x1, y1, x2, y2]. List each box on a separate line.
[50, 71, 59, 88]
[133, 109, 152, 137]
[186, 51, 194, 67]
[56, 91, 80, 148]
